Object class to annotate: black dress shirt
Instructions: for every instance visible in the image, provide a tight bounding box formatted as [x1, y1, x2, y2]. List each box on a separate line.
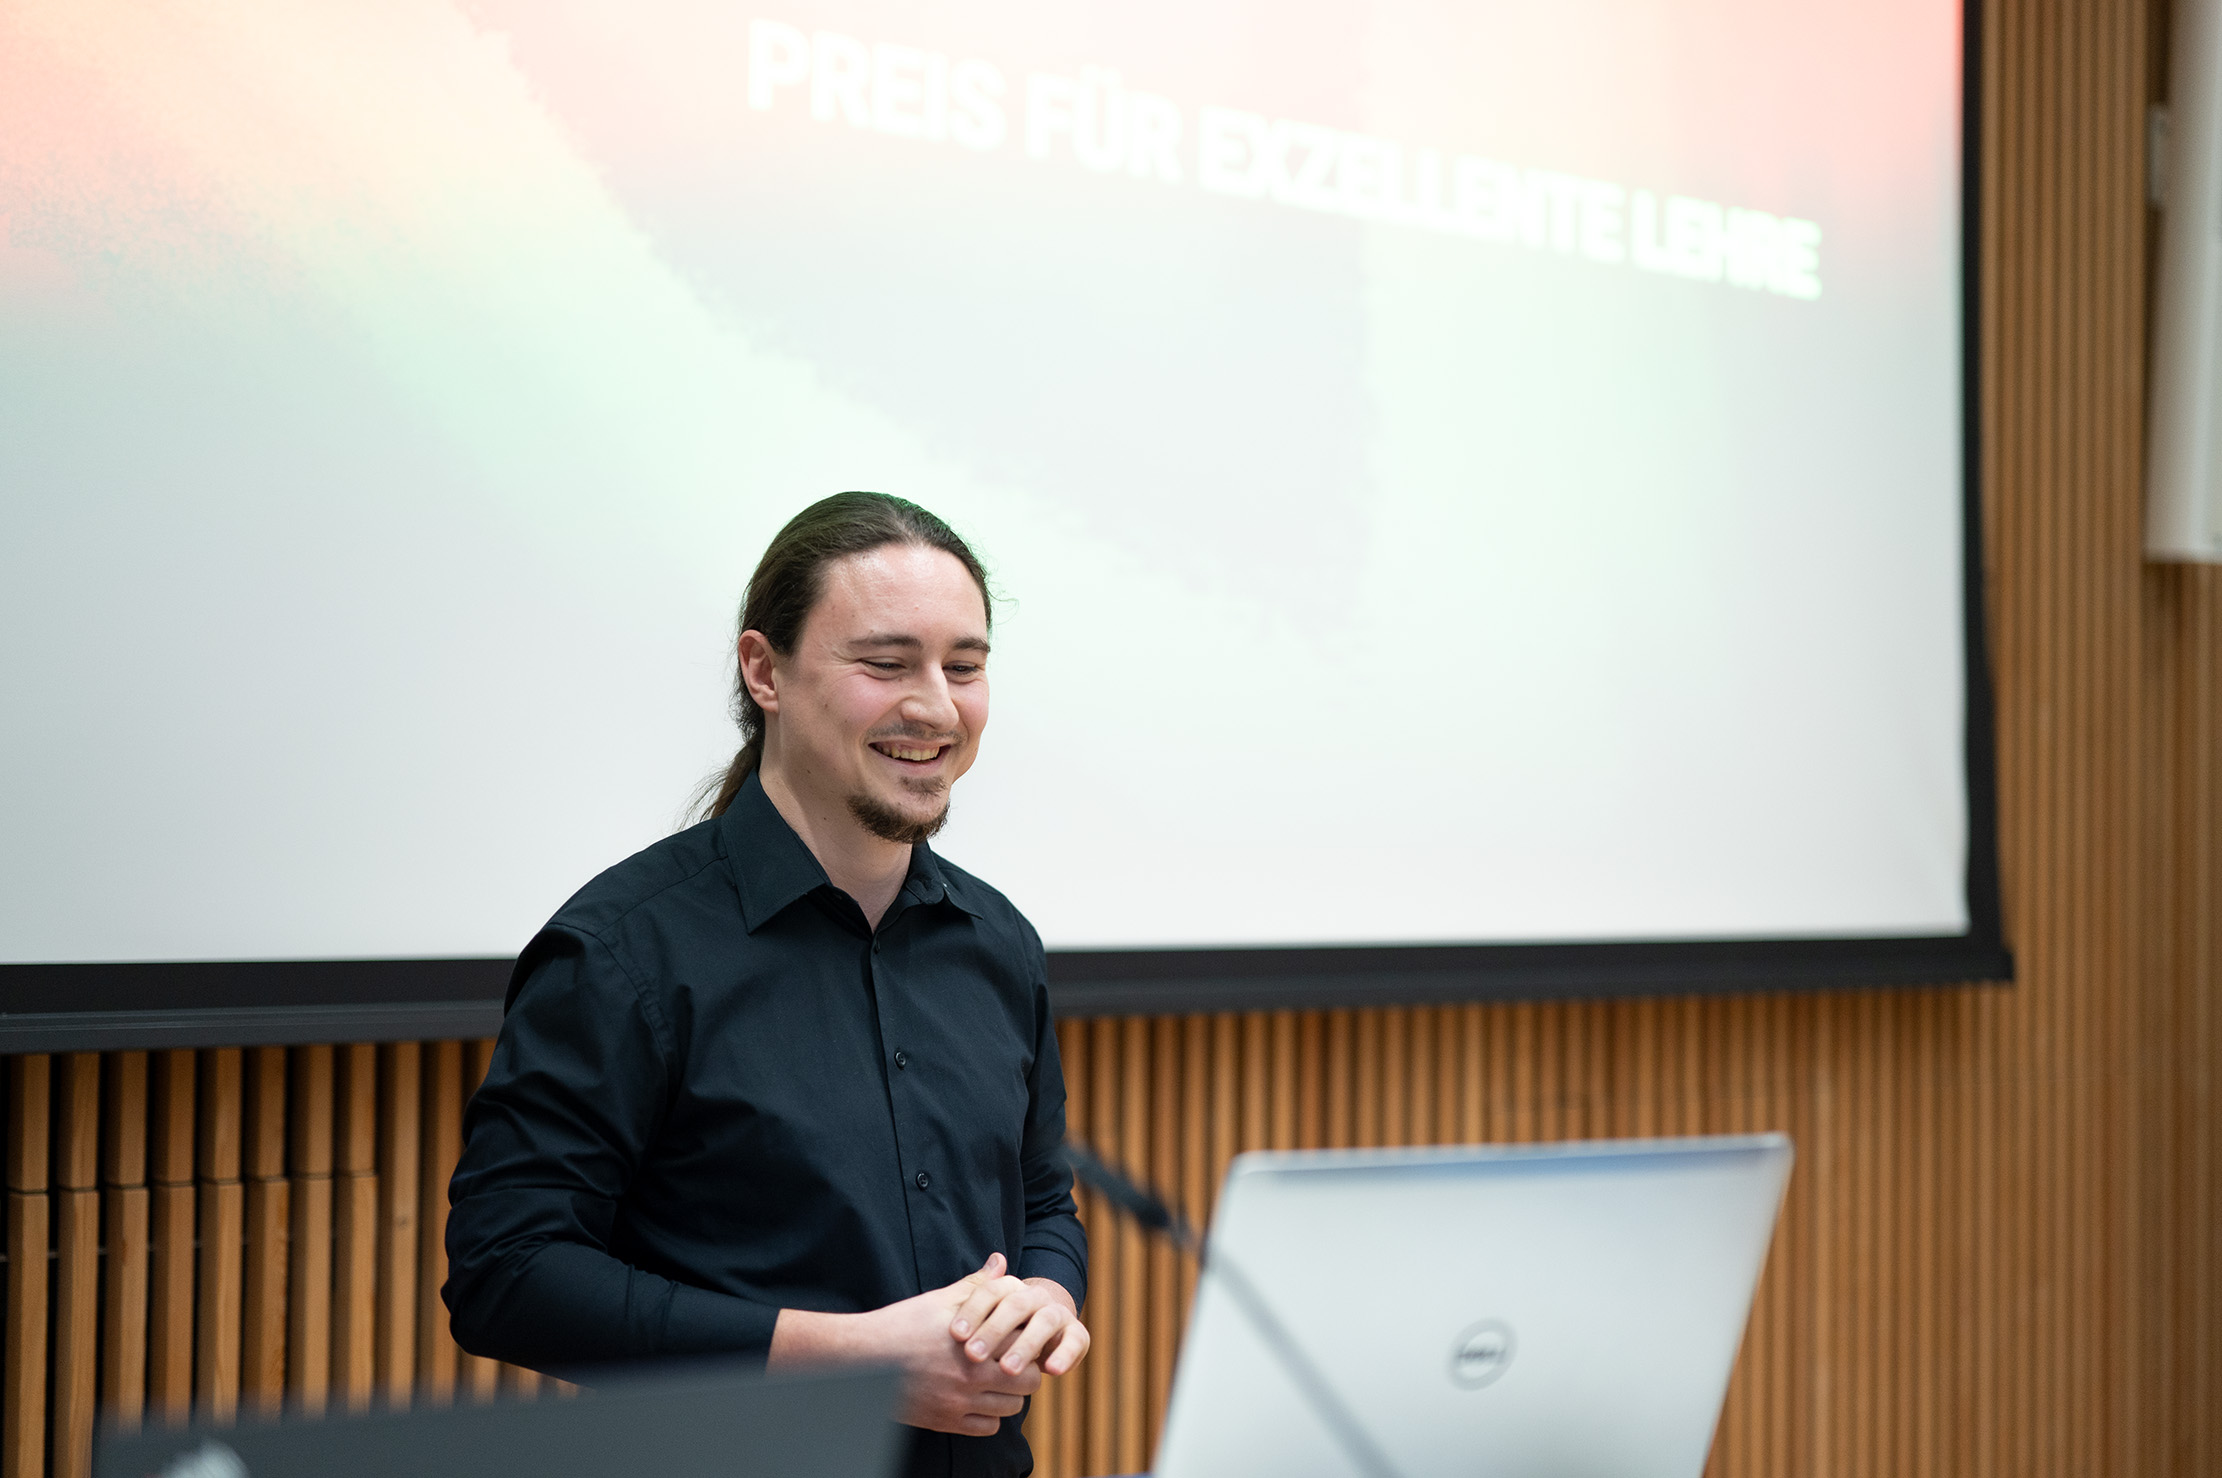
[443, 770, 1086, 1478]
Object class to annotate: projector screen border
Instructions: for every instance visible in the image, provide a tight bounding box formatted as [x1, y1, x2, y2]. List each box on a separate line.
[1043, 936, 2014, 1018]
[0, 959, 509, 1054]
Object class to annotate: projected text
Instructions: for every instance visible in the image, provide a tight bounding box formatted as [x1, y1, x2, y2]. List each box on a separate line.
[747, 18, 1824, 299]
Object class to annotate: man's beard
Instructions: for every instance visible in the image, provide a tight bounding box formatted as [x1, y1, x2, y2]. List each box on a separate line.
[847, 788, 950, 845]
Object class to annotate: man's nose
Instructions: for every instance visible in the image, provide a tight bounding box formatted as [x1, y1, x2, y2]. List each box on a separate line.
[902, 668, 960, 730]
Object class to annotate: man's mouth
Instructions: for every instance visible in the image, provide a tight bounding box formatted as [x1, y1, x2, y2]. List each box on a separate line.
[871, 741, 951, 765]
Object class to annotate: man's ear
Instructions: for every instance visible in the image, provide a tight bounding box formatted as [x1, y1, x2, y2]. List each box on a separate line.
[737, 630, 781, 715]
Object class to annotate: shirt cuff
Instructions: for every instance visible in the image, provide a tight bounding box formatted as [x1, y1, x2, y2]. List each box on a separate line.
[660, 1281, 783, 1363]
[1017, 1246, 1088, 1314]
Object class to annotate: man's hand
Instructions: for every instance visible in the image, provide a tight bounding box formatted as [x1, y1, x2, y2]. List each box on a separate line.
[769, 1254, 1055, 1436]
[947, 1254, 1091, 1378]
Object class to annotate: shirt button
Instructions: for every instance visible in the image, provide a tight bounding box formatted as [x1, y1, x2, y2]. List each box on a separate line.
[893, 1050, 908, 1070]
[915, 1171, 931, 1190]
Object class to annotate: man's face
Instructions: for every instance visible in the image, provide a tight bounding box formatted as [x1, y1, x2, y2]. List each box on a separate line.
[756, 544, 990, 843]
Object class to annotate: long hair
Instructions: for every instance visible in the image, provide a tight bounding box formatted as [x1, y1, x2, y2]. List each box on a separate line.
[695, 492, 993, 821]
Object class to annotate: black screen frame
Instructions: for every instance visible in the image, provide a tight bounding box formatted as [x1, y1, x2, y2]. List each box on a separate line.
[0, 0, 2007, 1053]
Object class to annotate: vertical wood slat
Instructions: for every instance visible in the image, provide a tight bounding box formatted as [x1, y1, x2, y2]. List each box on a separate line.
[1177, 1012, 1210, 1333]
[3, 1188, 49, 1478]
[1353, 1009, 1381, 1147]
[196, 1050, 245, 1423]
[288, 1045, 335, 1415]
[1399, 1008, 1429, 1147]
[1144, 1016, 1180, 1459]
[242, 1048, 289, 1419]
[52, 1193, 97, 1478]
[101, 1052, 149, 1433]
[147, 1050, 195, 1426]
[5, 1057, 51, 1478]
[375, 1044, 422, 1404]
[1297, 1011, 1326, 1151]
[331, 1043, 378, 1413]
[1115, 1018, 1148, 1475]
[52, 1056, 100, 1478]
[1325, 1011, 1354, 1149]
[1268, 1013, 1297, 1152]
[418, 1039, 464, 1405]
[4, 1056, 48, 1192]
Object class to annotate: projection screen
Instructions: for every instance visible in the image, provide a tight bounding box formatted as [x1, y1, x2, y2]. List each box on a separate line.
[0, 0, 2006, 1028]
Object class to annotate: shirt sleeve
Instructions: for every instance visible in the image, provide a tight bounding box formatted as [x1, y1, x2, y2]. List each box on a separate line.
[1014, 973, 1089, 1313]
[442, 926, 782, 1372]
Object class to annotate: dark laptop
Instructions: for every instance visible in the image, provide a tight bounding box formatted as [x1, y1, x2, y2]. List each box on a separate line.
[96, 1364, 902, 1478]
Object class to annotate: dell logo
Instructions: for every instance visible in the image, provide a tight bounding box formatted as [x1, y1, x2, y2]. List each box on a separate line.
[1448, 1319, 1515, 1389]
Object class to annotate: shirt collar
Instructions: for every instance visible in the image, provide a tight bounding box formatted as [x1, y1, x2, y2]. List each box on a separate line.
[718, 768, 983, 931]
[900, 839, 982, 918]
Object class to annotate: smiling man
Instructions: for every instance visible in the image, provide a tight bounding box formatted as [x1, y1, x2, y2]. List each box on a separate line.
[445, 493, 1089, 1478]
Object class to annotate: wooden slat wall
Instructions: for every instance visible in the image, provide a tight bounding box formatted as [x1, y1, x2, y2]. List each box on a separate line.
[0, 1, 2215, 1474]
[0, 1043, 501, 1475]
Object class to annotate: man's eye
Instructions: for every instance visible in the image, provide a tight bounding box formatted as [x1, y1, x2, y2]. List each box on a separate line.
[947, 664, 984, 678]
[864, 660, 903, 672]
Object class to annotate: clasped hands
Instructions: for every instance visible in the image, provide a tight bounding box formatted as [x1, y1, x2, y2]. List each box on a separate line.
[769, 1252, 1091, 1436]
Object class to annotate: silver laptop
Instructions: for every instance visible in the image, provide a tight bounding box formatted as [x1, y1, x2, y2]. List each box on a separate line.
[1154, 1133, 1792, 1478]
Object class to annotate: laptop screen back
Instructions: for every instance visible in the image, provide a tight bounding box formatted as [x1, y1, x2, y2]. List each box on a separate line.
[1155, 1134, 1792, 1478]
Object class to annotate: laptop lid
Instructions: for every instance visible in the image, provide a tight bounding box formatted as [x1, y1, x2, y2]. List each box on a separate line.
[1153, 1133, 1793, 1478]
[95, 1363, 903, 1478]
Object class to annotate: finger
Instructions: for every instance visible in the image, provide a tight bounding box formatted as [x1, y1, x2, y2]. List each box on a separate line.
[972, 1358, 1041, 1398]
[954, 1413, 1002, 1438]
[966, 1283, 1044, 1362]
[950, 1274, 1025, 1347]
[969, 1390, 1026, 1420]
[997, 1306, 1068, 1375]
[950, 1273, 1018, 1343]
[1042, 1318, 1092, 1377]
[950, 1251, 1005, 1297]
[944, 1255, 1008, 1329]
[946, 1254, 1007, 1324]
